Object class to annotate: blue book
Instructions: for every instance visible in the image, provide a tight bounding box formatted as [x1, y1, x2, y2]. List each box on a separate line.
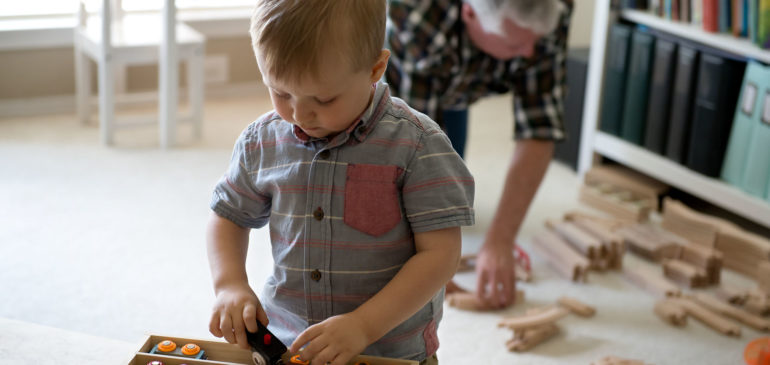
[742, 68, 770, 199]
[721, 61, 769, 186]
[750, 0, 758, 43]
[720, 0, 733, 32]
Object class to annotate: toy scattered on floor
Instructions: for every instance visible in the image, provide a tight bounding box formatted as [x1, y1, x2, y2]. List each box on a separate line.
[150, 339, 206, 360]
[590, 355, 652, 365]
[744, 337, 770, 365]
[446, 290, 525, 311]
[496, 296, 596, 352]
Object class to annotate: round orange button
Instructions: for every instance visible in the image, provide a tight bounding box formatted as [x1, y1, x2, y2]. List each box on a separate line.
[290, 354, 309, 364]
[745, 337, 770, 365]
[181, 343, 201, 356]
[157, 340, 176, 352]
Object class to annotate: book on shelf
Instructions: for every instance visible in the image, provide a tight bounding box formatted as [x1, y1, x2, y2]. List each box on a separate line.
[720, 0, 733, 33]
[686, 52, 746, 177]
[721, 61, 769, 186]
[599, 24, 633, 136]
[644, 37, 678, 154]
[704, 0, 720, 32]
[665, 44, 700, 163]
[760, 0, 770, 48]
[620, 29, 656, 145]
[740, 72, 770, 198]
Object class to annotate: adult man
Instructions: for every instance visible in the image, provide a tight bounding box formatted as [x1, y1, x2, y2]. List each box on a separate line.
[386, 0, 572, 308]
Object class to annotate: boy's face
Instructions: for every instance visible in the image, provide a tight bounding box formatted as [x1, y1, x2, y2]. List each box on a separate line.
[258, 50, 389, 139]
[461, 3, 542, 60]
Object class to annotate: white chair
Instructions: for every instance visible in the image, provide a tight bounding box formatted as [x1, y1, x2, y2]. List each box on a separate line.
[74, 0, 205, 148]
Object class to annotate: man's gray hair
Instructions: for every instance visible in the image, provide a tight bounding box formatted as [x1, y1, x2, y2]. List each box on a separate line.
[464, 0, 564, 36]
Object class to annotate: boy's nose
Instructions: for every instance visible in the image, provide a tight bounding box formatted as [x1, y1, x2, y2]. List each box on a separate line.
[292, 100, 315, 123]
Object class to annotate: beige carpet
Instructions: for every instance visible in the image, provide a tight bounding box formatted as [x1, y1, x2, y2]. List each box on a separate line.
[0, 90, 762, 364]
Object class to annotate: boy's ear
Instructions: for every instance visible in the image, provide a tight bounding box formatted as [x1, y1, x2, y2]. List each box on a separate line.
[369, 49, 391, 83]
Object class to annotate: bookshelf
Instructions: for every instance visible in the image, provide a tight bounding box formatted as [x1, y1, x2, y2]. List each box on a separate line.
[577, 0, 770, 229]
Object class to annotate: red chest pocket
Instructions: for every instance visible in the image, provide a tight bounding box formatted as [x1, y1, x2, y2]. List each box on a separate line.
[344, 164, 402, 237]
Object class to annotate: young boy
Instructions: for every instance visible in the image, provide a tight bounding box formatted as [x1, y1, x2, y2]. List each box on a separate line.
[206, 1, 474, 364]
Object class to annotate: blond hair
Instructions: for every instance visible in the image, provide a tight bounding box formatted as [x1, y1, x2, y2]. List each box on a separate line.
[250, 0, 386, 83]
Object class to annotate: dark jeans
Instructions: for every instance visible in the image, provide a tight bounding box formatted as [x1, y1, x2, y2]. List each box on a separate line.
[442, 109, 468, 159]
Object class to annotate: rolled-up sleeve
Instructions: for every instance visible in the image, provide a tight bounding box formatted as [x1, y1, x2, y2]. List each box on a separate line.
[210, 123, 272, 229]
[401, 125, 475, 233]
[510, 1, 572, 141]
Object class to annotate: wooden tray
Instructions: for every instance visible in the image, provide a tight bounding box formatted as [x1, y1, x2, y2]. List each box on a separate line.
[127, 334, 418, 365]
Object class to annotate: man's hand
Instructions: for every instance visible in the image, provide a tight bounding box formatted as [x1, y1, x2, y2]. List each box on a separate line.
[474, 239, 517, 309]
[209, 283, 268, 350]
[289, 313, 370, 365]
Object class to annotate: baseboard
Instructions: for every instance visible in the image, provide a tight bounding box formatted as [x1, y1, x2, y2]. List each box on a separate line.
[0, 82, 267, 119]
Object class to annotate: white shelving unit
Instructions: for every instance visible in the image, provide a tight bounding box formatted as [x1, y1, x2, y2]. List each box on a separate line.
[577, 0, 770, 228]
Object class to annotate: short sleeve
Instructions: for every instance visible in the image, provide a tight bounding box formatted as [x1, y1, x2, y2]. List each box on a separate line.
[210, 123, 272, 229]
[401, 123, 475, 233]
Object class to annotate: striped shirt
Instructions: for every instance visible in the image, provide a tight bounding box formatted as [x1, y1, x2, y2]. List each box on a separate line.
[385, 0, 573, 141]
[210, 81, 475, 361]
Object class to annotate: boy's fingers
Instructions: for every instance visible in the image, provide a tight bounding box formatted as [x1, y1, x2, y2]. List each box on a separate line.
[290, 326, 319, 354]
[232, 313, 250, 350]
[209, 313, 223, 337]
[220, 314, 235, 344]
[256, 305, 270, 327]
[242, 303, 258, 333]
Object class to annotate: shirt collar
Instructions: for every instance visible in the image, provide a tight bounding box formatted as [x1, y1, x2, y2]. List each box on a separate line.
[292, 81, 389, 147]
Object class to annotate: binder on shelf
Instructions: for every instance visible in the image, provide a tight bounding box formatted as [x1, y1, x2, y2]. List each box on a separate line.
[644, 38, 678, 154]
[721, 61, 769, 186]
[599, 23, 633, 136]
[665, 44, 700, 163]
[720, 0, 733, 33]
[704, 0, 720, 32]
[620, 29, 656, 145]
[741, 77, 770, 198]
[686, 52, 746, 177]
[760, 0, 770, 48]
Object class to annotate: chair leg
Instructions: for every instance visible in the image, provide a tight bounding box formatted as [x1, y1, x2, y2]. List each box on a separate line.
[188, 47, 204, 139]
[98, 56, 115, 146]
[74, 37, 91, 125]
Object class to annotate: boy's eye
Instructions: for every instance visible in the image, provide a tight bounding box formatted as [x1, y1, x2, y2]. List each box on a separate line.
[316, 97, 336, 105]
[273, 91, 290, 99]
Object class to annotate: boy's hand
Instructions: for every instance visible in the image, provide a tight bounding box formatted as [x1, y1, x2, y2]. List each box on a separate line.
[209, 283, 268, 350]
[289, 313, 370, 365]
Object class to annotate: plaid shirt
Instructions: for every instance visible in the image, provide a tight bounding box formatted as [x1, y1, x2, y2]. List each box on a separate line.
[385, 0, 573, 141]
[210, 82, 475, 361]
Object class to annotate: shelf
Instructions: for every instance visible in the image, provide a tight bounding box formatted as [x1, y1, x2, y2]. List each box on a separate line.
[621, 9, 770, 63]
[593, 131, 770, 228]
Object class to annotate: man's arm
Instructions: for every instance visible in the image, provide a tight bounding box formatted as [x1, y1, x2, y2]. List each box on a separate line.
[289, 227, 462, 364]
[475, 139, 554, 308]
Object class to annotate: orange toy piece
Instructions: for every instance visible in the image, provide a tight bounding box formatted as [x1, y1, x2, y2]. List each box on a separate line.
[181, 343, 201, 356]
[156, 340, 176, 352]
[745, 337, 770, 365]
[290, 354, 310, 364]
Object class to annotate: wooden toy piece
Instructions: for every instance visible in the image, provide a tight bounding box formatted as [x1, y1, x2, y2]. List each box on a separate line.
[557, 296, 596, 318]
[714, 285, 750, 305]
[616, 224, 682, 262]
[668, 298, 742, 337]
[622, 265, 681, 298]
[679, 243, 723, 285]
[497, 305, 570, 330]
[662, 259, 707, 288]
[690, 293, 770, 332]
[584, 164, 668, 211]
[563, 210, 636, 231]
[590, 355, 651, 365]
[743, 289, 770, 316]
[445, 290, 525, 311]
[716, 226, 770, 281]
[758, 262, 770, 293]
[579, 184, 651, 222]
[571, 216, 626, 269]
[532, 230, 591, 282]
[456, 254, 476, 272]
[654, 299, 687, 326]
[545, 220, 605, 259]
[661, 198, 740, 248]
[505, 323, 559, 352]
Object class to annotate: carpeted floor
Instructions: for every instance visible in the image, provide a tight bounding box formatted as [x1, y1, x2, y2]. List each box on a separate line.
[0, 90, 762, 364]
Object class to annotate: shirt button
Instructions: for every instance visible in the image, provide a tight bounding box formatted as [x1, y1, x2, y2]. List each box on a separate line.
[310, 269, 322, 281]
[313, 207, 324, 221]
[319, 150, 330, 159]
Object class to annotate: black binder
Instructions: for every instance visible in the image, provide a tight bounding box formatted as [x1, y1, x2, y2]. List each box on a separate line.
[686, 53, 746, 177]
[620, 30, 655, 145]
[599, 24, 633, 136]
[665, 44, 699, 163]
[644, 38, 678, 154]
